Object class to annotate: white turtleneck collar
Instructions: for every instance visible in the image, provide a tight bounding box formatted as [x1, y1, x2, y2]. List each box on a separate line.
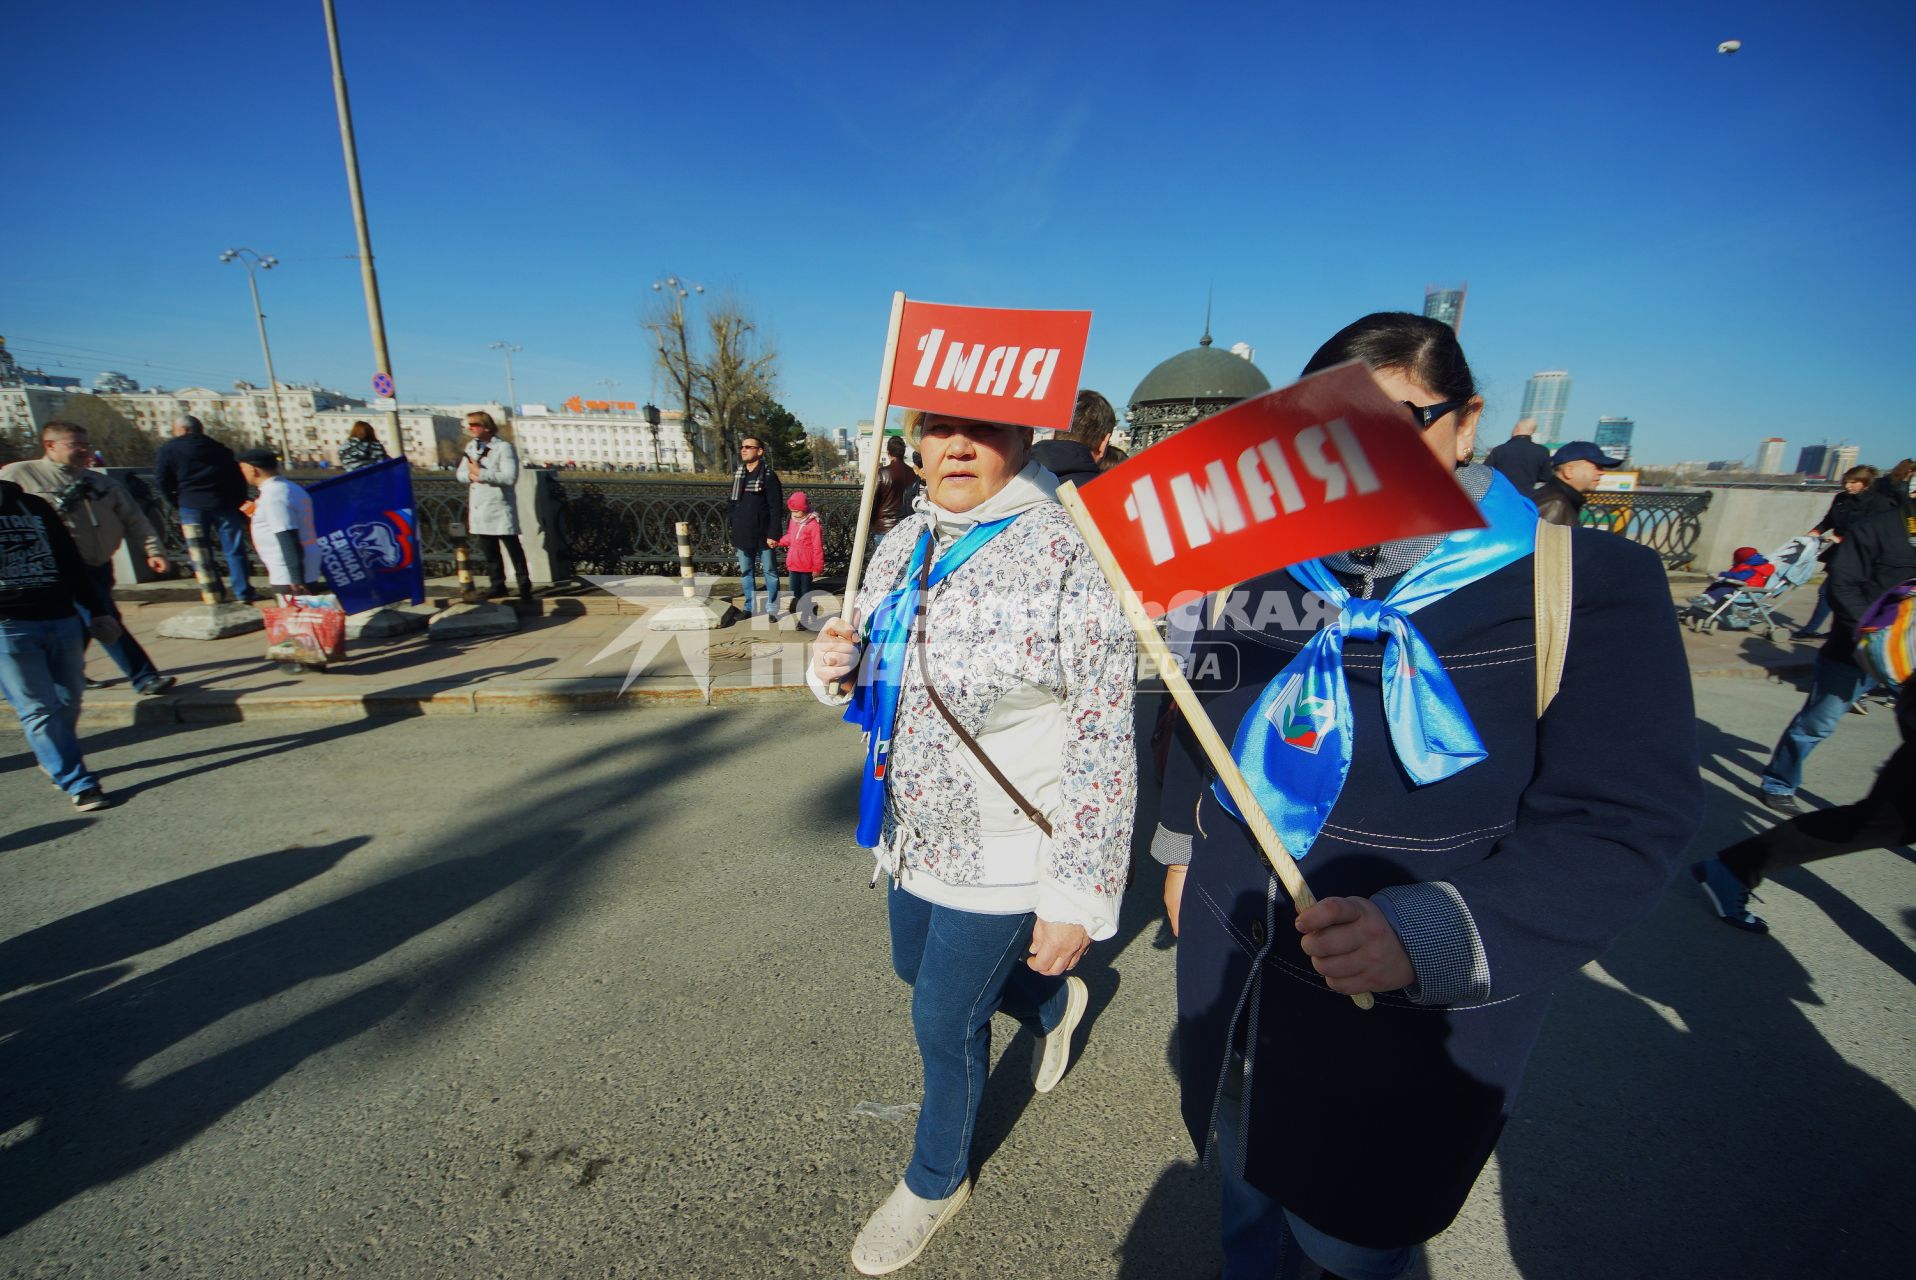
[912, 458, 1058, 550]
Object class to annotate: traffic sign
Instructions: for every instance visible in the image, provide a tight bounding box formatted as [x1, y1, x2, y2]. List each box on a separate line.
[372, 372, 394, 398]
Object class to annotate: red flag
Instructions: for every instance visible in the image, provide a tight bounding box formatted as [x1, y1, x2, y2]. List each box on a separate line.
[889, 301, 1091, 431]
[1072, 362, 1486, 618]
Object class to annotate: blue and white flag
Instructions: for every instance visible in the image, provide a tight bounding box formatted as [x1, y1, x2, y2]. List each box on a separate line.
[305, 457, 427, 614]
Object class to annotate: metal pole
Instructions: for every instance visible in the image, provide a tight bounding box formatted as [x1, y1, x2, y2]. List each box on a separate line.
[321, 0, 402, 462]
[243, 266, 291, 463]
[490, 341, 520, 415]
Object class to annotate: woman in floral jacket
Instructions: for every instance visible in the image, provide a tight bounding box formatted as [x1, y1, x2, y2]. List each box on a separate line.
[809, 411, 1136, 1276]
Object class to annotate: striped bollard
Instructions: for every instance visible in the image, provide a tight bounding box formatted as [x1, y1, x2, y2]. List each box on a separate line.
[181, 521, 230, 604]
[155, 521, 266, 640]
[451, 519, 477, 603]
[646, 519, 733, 632]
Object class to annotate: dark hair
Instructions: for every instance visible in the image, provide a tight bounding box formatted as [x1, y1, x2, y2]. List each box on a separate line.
[1300, 312, 1477, 402]
[1066, 389, 1117, 448]
[348, 420, 375, 441]
[466, 411, 497, 431]
[177, 414, 205, 433]
[886, 435, 906, 459]
[1098, 443, 1129, 471]
[41, 419, 86, 440]
[1843, 464, 1879, 484]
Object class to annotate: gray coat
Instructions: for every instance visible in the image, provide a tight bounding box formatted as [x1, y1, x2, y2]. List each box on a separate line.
[460, 437, 521, 535]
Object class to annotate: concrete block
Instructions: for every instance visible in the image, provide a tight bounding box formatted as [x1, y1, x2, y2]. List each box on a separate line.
[156, 603, 266, 640]
[346, 605, 434, 640]
[428, 601, 520, 640]
[646, 598, 737, 632]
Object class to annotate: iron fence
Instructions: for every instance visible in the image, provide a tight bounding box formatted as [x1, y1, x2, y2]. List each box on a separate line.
[553, 479, 868, 576]
[1581, 490, 1711, 568]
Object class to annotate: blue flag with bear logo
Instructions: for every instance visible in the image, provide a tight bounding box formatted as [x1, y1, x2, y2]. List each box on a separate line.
[305, 457, 427, 614]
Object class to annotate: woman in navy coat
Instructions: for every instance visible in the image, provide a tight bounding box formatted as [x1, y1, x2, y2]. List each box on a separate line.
[1155, 313, 1701, 1279]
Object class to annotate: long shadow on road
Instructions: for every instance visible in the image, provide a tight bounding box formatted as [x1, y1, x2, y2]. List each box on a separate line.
[0, 712, 745, 1238]
[1500, 815, 1916, 1277]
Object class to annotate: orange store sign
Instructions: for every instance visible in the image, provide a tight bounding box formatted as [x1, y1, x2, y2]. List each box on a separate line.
[563, 396, 640, 413]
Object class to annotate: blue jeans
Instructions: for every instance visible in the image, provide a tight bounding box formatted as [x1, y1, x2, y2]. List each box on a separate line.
[888, 882, 1070, 1200]
[1762, 651, 1873, 796]
[77, 561, 162, 690]
[1217, 1058, 1418, 1280]
[0, 615, 97, 795]
[178, 504, 255, 601]
[735, 546, 778, 615]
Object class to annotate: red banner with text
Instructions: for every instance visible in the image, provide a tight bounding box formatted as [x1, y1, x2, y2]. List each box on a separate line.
[1072, 362, 1487, 617]
[888, 300, 1091, 431]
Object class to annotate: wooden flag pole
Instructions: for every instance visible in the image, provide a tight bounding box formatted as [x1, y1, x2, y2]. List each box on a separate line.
[840, 291, 907, 616]
[1056, 480, 1374, 1011]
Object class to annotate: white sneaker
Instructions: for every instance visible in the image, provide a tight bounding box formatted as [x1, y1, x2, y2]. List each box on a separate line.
[850, 1179, 970, 1276]
[1033, 974, 1088, 1094]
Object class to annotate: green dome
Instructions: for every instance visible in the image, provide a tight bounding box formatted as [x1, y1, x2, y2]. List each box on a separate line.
[1129, 338, 1271, 407]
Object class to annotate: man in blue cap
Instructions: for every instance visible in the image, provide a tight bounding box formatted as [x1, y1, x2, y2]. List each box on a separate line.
[1532, 441, 1623, 526]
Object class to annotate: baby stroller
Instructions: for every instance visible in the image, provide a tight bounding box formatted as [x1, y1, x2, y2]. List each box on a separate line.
[1683, 535, 1821, 639]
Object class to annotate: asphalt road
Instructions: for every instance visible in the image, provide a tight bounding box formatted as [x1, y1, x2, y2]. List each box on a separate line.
[1, 677, 1911, 1278]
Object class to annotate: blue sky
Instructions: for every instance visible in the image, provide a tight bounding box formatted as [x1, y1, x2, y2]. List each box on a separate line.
[5, 1, 1912, 467]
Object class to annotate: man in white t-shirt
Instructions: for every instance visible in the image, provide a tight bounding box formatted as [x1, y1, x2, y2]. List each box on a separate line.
[235, 449, 322, 594]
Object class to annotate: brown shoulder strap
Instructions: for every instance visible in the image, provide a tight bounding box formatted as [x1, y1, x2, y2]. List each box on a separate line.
[1533, 518, 1573, 714]
[911, 554, 1055, 838]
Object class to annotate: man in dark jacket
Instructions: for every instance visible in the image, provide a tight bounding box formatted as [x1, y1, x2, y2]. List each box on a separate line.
[1031, 389, 1117, 488]
[0, 479, 121, 810]
[1757, 503, 1916, 813]
[154, 415, 256, 602]
[727, 435, 784, 618]
[1531, 441, 1622, 526]
[871, 436, 915, 537]
[1485, 418, 1552, 495]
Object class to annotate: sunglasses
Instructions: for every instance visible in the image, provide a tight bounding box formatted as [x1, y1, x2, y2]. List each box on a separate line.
[1402, 397, 1471, 430]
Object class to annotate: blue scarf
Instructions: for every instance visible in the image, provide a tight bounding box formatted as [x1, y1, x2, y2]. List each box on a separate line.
[1214, 472, 1540, 858]
[844, 515, 1021, 848]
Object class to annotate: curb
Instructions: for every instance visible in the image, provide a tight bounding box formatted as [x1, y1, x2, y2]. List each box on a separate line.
[62, 679, 820, 725]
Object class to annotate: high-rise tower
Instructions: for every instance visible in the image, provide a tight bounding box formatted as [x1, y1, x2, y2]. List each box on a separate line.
[1519, 372, 1573, 447]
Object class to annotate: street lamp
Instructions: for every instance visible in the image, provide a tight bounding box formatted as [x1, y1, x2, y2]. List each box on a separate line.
[218, 247, 291, 462]
[488, 341, 521, 414]
[650, 274, 705, 467]
[643, 401, 662, 471]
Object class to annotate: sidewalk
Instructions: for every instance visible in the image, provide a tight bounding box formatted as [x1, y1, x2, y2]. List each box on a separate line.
[45, 576, 1827, 725]
[70, 577, 824, 725]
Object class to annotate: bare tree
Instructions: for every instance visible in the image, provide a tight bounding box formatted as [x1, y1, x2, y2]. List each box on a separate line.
[698, 302, 777, 466]
[642, 291, 777, 472]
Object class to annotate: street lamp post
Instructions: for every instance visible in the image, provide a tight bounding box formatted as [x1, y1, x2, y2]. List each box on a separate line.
[489, 341, 521, 414]
[650, 274, 704, 467]
[217, 248, 291, 462]
[643, 402, 662, 472]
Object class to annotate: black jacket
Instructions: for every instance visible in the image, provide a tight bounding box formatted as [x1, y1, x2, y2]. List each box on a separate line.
[1031, 438, 1102, 488]
[1164, 529, 1699, 1247]
[726, 463, 784, 551]
[1486, 436, 1552, 494]
[154, 433, 248, 512]
[872, 457, 916, 535]
[1530, 474, 1585, 527]
[0, 481, 112, 621]
[1824, 506, 1916, 664]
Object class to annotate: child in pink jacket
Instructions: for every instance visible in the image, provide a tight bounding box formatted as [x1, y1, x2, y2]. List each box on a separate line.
[776, 491, 824, 628]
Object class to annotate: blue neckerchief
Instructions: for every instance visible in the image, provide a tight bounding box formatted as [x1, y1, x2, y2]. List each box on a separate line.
[1214, 473, 1540, 859]
[844, 514, 1021, 848]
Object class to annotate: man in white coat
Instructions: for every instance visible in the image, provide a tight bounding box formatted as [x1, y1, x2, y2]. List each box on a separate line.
[458, 412, 530, 602]
[235, 449, 322, 594]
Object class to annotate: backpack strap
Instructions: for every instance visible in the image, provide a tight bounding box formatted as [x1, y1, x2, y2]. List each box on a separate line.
[1534, 519, 1574, 714]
